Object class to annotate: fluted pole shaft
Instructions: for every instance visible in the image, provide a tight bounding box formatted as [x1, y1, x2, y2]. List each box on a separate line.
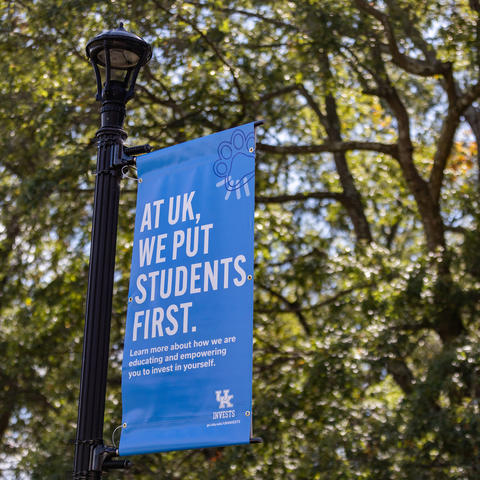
[73, 87, 126, 478]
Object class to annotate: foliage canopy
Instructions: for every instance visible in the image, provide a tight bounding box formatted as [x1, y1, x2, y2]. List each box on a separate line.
[1, 0, 480, 478]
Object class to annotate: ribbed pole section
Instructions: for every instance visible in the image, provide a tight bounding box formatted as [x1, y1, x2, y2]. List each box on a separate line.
[73, 124, 125, 479]
[75, 25, 151, 477]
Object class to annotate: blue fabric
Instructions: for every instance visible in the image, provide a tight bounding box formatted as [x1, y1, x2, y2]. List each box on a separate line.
[119, 123, 255, 455]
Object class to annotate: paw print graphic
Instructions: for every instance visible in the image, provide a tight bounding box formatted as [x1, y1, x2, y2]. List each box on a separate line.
[213, 129, 255, 200]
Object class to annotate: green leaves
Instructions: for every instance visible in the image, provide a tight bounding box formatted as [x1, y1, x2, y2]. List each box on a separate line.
[1, 0, 480, 478]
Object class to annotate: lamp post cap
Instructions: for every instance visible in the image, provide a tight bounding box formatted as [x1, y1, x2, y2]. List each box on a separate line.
[86, 24, 152, 66]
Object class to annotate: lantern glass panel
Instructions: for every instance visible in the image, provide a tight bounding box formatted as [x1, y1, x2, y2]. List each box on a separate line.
[97, 48, 140, 69]
[98, 65, 126, 82]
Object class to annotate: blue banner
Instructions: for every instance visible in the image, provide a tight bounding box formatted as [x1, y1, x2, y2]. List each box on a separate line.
[119, 123, 256, 455]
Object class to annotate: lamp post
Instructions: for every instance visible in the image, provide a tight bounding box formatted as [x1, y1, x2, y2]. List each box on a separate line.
[73, 24, 151, 479]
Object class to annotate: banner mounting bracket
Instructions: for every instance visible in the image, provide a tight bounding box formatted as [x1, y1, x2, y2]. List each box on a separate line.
[114, 143, 153, 170]
[88, 443, 132, 472]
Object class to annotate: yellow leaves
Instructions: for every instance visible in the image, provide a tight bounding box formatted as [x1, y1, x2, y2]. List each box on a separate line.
[371, 103, 382, 123]
[219, 19, 230, 33]
[371, 102, 392, 129]
[380, 115, 392, 129]
[447, 140, 477, 176]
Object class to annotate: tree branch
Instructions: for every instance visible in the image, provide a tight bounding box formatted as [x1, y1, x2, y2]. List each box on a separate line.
[354, 0, 450, 77]
[366, 38, 447, 251]
[457, 82, 480, 112]
[429, 106, 462, 202]
[311, 283, 373, 309]
[257, 283, 311, 335]
[429, 83, 480, 202]
[255, 191, 345, 205]
[255, 84, 299, 105]
[184, 1, 298, 31]
[257, 141, 399, 158]
[153, 0, 248, 121]
[386, 358, 415, 395]
[317, 54, 372, 242]
[297, 84, 327, 127]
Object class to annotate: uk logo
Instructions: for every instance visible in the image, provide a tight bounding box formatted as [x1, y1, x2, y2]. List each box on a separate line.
[215, 389, 234, 409]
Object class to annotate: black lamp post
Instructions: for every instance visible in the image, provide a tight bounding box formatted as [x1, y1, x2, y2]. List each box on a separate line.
[73, 24, 151, 479]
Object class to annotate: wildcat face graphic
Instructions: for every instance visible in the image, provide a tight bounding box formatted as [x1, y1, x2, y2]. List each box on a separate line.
[213, 129, 255, 200]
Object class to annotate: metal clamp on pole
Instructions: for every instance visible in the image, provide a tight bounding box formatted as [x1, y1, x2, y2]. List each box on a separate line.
[89, 444, 132, 473]
[124, 143, 152, 157]
[114, 143, 153, 169]
[103, 459, 133, 471]
[89, 445, 116, 472]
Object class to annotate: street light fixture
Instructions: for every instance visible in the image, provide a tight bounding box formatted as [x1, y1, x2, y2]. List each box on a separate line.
[86, 22, 152, 127]
[73, 24, 152, 479]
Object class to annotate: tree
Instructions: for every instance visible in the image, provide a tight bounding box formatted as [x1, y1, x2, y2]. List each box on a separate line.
[1, 0, 480, 478]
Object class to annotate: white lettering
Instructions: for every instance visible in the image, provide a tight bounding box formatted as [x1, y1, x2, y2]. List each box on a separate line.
[133, 310, 144, 341]
[233, 254, 247, 286]
[151, 307, 164, 338]
[190, 263, 201, 294]
[148, 271, 159, 302]
[139, 237, 155, 267]
[180, 302, 192, 333]
[140, 203, 151, 232]
[204, 260, 218, 291]
[201, 223, 213, 254]
[135, 274, 147, 304]
[143, 309, 150, 340]
[168, 195, 181, 225]
[175, 266, 188, 296]
[182, 191, 195, 221]
[160, 268, 173, 299]
[155, 233, 167, 263]
[172, 230, 185, 260]
[153, 199, 164, 228]
[220, 257, 233, 288]
[165, 304, 178, 335]
[186, 227, 199, 257]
